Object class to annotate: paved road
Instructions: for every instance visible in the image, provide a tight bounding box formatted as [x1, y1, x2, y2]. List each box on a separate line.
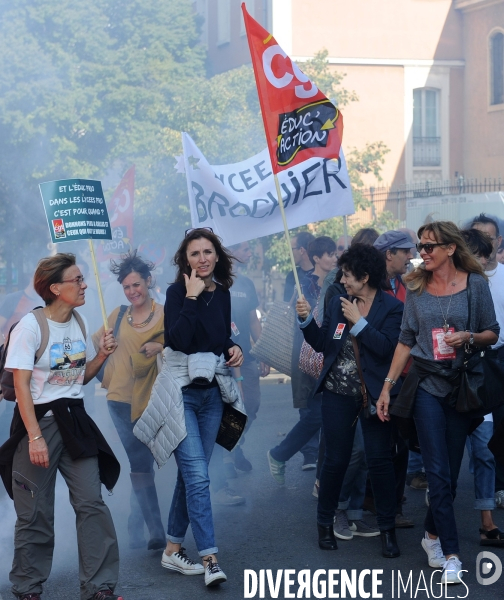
[1, 380, 503, 599]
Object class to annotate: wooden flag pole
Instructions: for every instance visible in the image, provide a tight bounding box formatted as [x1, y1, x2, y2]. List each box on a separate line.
[88, 239, 109, 330]
[274, 174, 303, 299]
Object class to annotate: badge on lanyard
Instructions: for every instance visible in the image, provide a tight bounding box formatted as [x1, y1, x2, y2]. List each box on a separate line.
[432, 327, 456, 360]
[333, 323, 346, 339]
[231, 321, 240, 336]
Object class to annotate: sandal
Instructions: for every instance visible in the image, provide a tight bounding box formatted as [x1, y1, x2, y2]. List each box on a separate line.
[479, 528, 504, 546]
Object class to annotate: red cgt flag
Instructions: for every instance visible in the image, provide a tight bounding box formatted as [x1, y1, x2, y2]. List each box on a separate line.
[242, 3, 343, 174]
[96, 165, 134, 262]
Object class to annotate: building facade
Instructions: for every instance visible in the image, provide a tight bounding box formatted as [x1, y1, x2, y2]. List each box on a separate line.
[197, 0, 504, 188]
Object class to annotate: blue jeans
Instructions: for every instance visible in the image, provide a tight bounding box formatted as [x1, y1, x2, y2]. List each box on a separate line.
[337, 420, 367, 521]
[317, 389, 396, 531]
[269, 392, 321, 462]
[466, 421, 496, 510]
[413, 387, 473, 556]
[107, 401, 155, 474]
[408, 449, 424, 474]
[167, 386, 223, 556]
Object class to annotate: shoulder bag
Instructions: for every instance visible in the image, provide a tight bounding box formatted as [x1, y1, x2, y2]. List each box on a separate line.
[453, 274, 504, 414]
[250, 294, 296, 376]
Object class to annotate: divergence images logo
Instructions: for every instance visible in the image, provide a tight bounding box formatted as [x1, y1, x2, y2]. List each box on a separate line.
[476, 551, 502, 585]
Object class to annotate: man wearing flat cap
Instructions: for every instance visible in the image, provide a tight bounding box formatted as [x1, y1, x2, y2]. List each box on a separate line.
[373, 231, 416, 303]
[373, 230, 419, 527]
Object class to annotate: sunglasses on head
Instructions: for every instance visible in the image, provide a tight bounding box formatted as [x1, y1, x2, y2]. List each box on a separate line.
[184, 226, 214, 237]
[416, 242, 447, 254]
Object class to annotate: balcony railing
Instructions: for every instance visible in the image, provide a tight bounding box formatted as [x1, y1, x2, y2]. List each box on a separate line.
[413, 136, 441, 167]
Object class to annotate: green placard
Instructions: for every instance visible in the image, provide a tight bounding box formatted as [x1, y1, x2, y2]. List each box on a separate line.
[39, 179, 112, 243]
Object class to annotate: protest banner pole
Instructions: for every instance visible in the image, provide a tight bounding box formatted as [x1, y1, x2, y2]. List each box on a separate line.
[343, 215, 349, 249]
[274, 174, 302, 299]
[88, 239, 109, 330]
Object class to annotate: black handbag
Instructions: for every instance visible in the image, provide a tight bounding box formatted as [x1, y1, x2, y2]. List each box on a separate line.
[453, 274, 504, 414]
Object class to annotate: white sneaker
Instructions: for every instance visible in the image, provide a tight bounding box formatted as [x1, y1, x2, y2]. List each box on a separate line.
[204, 557, 227, 586]
[441, 556, 463, 584]
[161, 548, 204, 575]
[421, 533, 445, 568]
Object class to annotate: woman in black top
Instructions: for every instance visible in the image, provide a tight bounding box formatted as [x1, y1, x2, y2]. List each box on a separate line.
[161, 228, 243, 587]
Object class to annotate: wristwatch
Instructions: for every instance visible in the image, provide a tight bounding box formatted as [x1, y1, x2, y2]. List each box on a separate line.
[469, 332, 474, 345]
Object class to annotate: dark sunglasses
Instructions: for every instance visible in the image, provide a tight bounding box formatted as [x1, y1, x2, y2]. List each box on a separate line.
[184, 226, 214, 237]
[416, 242, 447, 254]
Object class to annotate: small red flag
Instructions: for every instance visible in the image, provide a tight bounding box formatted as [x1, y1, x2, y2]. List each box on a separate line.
[242, 4, 343, 174]
[96, 165, 134, 261]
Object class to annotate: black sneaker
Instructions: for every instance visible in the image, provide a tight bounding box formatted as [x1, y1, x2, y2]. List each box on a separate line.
[234, 446, 252, 472]
[92, 590, 124, 600]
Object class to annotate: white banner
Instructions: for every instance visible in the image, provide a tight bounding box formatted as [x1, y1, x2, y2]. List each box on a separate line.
[180, 133, 354, 246]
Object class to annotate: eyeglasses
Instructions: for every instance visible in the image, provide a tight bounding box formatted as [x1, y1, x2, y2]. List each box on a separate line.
[184, 227, 214, 237]
[416, 243, 447, 254]
[61, 275, 85, 286]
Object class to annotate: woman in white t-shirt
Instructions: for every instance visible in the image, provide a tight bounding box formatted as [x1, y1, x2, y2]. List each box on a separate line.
[1, 253, 125, 600]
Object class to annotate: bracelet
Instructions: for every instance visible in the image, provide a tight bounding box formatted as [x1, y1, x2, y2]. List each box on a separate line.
[234, 376, 244, 382]
[384, 377, 397, 386]
[186, 296, 198, 300]
[28, 435, 43, 443]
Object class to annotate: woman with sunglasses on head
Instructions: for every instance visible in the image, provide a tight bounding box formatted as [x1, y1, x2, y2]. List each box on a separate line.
[93, 251, 166, 552]
[0, 253, 124, 600]
[376, 221, 499, 585]
[134, 228, 245, 588]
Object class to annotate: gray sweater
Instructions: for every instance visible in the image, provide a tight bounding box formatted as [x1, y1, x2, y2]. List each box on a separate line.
[399, 273, 499, 396]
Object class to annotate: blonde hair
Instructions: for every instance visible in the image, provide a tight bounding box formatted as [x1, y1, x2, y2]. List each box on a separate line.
[405, 221, 487, 294]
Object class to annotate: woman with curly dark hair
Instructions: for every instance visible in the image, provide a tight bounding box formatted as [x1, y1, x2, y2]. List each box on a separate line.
[295, 244, 404, 557]
[93, 250, 166, 552]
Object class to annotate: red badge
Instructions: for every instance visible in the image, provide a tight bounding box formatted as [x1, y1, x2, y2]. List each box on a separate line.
[333, 323, 346, 340]
[432, 328, 456, 360]
[231, 322, 240, 336]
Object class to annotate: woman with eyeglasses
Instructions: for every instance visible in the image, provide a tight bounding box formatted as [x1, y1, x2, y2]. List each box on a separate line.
[93, 251, 166, 552]
[0, 253, 125, 600]
[134, 228, 245, 588]
[376, 221, 499, 585]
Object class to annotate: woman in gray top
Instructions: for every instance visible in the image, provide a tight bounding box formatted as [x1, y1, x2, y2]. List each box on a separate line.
[376, 221, 499, 586]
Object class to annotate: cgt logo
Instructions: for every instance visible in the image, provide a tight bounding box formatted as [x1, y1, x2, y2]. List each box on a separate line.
[476, 551, 502, 585]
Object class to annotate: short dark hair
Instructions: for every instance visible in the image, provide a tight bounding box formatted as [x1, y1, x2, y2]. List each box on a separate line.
[110, 250, 155, 287]
[34, 253, 76, 305]
[307, 236, 336, 263]
[338, 244, 388, 290]
[351, 228, 380, 247]
[461, 229, 493, 259]
[469, 213, 500, 237]
[294, 231, 315, 251]
[173, 228, 235, 291]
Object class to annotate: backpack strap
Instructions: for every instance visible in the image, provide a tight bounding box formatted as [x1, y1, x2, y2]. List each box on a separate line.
[72, 309, 87, 340]
[32, 308, 49, 365]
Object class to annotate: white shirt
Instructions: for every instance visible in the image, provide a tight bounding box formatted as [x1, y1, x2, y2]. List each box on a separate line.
[5, 312, 95, 405]
[485, 262, 504, 350]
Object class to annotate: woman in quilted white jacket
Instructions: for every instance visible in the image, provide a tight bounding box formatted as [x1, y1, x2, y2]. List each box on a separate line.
[159, 228, 243, 588]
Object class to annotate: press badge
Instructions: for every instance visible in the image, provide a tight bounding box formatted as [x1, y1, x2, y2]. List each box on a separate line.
[333, 323, 346, 339]
[231, 322, 240, 336]
[432, 327, 456, 360]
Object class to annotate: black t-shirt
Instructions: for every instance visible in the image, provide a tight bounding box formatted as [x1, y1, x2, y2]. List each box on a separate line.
[230, 274, 259, 361]
[164, 281, 234, 358]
